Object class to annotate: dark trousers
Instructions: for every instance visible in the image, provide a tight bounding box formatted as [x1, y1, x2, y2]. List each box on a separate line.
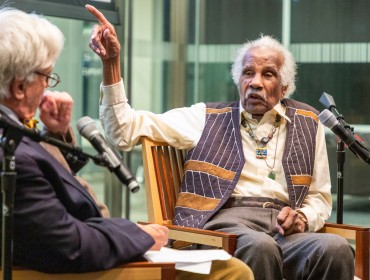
[203, 207, 355, 280]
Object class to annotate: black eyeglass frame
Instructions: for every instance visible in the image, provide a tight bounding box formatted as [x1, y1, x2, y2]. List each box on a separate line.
[34, 71, 61, 88]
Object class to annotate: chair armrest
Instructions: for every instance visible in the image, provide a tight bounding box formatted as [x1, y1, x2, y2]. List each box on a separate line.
[167, 224, 237, 254]
[10, 262, 176, 280]
[138, 222, 237, 254]
[323, 222, 370, 230]
[319, 222, 370, 280]
[319, 222, 370, 239]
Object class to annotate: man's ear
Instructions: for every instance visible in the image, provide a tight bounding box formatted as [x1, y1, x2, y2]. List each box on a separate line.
[281, 85, 288, 98]
[9, 78, 26, 100]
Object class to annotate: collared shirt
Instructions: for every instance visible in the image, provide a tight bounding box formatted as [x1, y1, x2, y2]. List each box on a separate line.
[0, 104, 23, 125]
[237, 103, 291, 203]
[99, 79, 332, 231]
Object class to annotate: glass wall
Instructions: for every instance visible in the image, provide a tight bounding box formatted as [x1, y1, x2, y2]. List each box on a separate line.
[290, 0, 370, 225]
[9, 0, 370, 226]
[4, 0, 126, 217]
[43, 17, 110, 214]
[129, 0, 370, 225]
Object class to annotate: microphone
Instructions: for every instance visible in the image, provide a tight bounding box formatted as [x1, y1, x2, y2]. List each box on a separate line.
[318, 109, 370, 165]
[319, 92, 337, 112]
[76, 116, 140, 193]
[0, 113, 92, 163]
[319, 91, 351, 128]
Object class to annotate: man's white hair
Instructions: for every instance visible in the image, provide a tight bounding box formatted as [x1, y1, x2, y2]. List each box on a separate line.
[231, 35, 297, 97]
[0, 7, 64, 99]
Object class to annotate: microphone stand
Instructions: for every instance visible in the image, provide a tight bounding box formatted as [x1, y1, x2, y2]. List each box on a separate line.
[329, 107, 348, 224]
[320, 92, 353, 224]
[0, 124, 110, 280]
[329, 108, 354, 224]
[336, 140, 345, 224]
[38, 131, 110, 168]
[1, 127, 22, 280]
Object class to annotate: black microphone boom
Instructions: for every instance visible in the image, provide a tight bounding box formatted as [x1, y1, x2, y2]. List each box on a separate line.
[76, 116, 140, 193]
[318, 109, 370, 165]
[0, 112, 96, 164]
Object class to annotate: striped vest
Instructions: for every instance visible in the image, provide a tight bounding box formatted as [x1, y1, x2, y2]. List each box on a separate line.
[173, 99, 319, 229]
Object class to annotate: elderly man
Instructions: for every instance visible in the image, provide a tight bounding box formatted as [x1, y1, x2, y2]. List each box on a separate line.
[0, 6, 167, 273]
[87, 3, 355, 280]
[0, 7, 252, 280]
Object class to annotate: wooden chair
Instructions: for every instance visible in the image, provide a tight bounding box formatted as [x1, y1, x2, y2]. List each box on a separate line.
[2, 262, 176, 280]
[141, 137, 237, 254]
[141, 136, 370, 280]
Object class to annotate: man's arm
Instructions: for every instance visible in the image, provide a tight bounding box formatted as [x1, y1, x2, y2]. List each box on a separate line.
[276, 122, 332, 235]
[86, 4, 121, 85]
[297, 122, 333, 232]
[39, 91, 88, 173]
[13, 147, 167, 273]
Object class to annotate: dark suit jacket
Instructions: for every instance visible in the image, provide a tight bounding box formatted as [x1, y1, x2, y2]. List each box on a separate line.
[0, 134, 154, 273]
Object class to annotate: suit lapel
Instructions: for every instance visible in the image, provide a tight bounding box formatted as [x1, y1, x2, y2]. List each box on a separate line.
[22, 136, 102, 214]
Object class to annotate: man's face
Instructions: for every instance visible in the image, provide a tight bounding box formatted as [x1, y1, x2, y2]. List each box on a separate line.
[238, 46, 286, 116]
[21, 69, 50, 120]
[8, 67, 51, 121]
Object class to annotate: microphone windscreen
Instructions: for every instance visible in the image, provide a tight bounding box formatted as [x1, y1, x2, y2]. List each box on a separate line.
[318, 109, 338, 129]
[76, 116, 98, 139]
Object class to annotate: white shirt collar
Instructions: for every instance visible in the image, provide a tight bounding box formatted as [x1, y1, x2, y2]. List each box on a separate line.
[239, 100, 291, 123]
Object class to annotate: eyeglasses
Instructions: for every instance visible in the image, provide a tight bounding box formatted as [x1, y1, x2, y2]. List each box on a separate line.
[34, 71, 61, 88]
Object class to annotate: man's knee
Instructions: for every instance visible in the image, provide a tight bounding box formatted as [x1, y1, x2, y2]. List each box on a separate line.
[211, 258, 254, 280]
[176, 257, 254, 280]
[236, 235, 281, 263]
[317, 234, 355, 262]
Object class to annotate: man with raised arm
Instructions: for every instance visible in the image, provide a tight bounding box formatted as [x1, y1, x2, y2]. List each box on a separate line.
[86, 4, 354, 280]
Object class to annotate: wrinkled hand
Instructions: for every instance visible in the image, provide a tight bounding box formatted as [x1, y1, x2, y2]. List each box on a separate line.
[39, 91, 73, 135]
[85, 4, 121, 59]
[276, 207, 306, 236]
[137, 223, 169, 251]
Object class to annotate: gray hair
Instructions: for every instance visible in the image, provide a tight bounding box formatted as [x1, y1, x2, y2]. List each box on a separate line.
[0, 8, 64, 99]
[231, 35, 297, 97]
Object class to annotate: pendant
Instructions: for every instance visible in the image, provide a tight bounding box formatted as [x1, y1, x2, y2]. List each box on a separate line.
[256, 147, 267, 159]
[260, 137, 270, 145]
[268, 171, 276, 180]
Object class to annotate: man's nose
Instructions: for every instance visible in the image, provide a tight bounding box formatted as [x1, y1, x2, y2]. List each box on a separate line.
[249, 74, 263, 89]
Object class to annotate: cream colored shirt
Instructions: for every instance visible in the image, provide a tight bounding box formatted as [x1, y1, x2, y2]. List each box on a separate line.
[99, 79, 332, 232]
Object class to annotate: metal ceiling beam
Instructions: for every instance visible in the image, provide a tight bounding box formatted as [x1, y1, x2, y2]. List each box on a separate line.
[6, 0, 121, 25]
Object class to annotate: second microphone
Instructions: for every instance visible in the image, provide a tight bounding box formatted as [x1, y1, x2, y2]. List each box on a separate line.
[76, 116, 140, 193]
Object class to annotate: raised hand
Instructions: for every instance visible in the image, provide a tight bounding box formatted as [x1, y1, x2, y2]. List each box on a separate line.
[85, 4, 121, 60]
[85, 4, 121, 85]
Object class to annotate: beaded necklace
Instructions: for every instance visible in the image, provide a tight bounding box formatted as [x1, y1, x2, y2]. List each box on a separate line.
[241, 113, 281, 180]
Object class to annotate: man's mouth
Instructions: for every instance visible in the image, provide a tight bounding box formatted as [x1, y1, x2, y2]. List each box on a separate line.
[245, 92, 266, 102]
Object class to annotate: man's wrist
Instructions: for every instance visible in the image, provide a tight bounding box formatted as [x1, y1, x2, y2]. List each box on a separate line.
[44, 126, 74, 144]
[102, 56, 121, 85]
[296, 210, 309, 232]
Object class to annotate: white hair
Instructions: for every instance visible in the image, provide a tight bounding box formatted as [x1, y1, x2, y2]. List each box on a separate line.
[231, 35, 297, 97]
[0, 7, 64, 99]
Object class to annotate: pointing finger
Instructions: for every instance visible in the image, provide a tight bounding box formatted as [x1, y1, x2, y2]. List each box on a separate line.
[85, 4, 110, 27]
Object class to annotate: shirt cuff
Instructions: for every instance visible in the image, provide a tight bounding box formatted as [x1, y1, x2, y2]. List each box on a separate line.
[100, 78, 128, 106]
[298, 206, 328, 232]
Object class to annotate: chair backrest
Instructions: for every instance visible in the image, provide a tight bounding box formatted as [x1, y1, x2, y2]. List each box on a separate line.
[141, 137, 186, 225]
